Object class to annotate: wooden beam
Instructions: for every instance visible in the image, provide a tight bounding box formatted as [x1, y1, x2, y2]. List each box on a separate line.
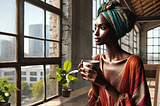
[137, 15, 160, 22]
[131, 0, 137, 4]
[142, 1, 154, 10]
[132, 1, 141, 7]
[144, 1, 160, 14]
[144, 7, 160, 16]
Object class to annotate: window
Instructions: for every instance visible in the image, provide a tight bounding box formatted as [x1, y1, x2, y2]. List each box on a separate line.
[41, 72, 43, 76]
[21, 77, 26, 81]
[4, 71, 14, 76]
[0, 0, 61, 106]
[120, 28, 139, 55]
[21, 72, 26, 75]
[30, 77, 37, 81]
[92, 0, 108, 58]
[30, 72, 37, 76]
[147, 26, 160, 64]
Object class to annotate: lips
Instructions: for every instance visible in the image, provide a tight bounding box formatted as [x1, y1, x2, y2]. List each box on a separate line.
[95, 38, 100, 42]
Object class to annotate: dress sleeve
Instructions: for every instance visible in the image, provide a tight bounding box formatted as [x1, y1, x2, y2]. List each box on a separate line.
[116, 55, 151, 106]
[88, 88, 101, 106]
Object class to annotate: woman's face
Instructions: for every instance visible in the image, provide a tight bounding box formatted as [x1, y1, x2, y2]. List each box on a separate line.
[94, 15, 117, 45]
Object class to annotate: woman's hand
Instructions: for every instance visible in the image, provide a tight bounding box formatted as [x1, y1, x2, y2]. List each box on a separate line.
[78, 61, 108, 89]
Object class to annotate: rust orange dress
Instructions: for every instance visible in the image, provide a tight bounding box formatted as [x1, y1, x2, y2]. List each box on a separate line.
[88, 54, 151, 106]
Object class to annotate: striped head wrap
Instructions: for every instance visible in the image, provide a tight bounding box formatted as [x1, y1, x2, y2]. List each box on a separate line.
[97, 1, 136, 39]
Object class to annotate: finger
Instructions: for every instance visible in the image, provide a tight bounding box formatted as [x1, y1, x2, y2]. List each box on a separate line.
[83, 77, 90, 81]
[79, 71, 86, 78]
[78, 60, 84, 69]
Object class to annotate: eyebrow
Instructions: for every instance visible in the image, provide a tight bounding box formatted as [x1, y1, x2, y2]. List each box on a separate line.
[95, 23, 108, 27]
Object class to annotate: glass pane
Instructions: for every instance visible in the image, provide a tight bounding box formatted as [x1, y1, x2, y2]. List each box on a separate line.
[97, 0, 100, 10]
[0, 0, 16, 34]
[0, 35, 16, 62]
[46, 41, 59, 57]
[147, 46, 152, 53]
[46, 11, 60, 41]
[147, 30, 152, 38]
[0, 68, 16, 106]
[97, 48, 100, 54]
[134, 42, 137, 48]
[147, 61, 153, 64]
[101, 49, 103, 54]
[92, 19, 96, 30]
[92, 48, 96, 58]
[148, 54, 153, 60]
[24, 38, 44, 57]
[46, 0, 60, 9]
[153, 54, 158, 60]
[154, 38, 158, 45]
[154, 28, 158, 37]
[104, 45, 106, 49]
[153, 61, 159, 64]
[158, 27, 160, 37]
[134, 48, 137, 54]
[158, 39, 160, 45]
[101, 0, 104, 4]
[21, 65, 44, 106]
[24, 2, 44, 38]
[93, 0, 97, 19]
[159, 54, 160, 60]
[154, 46, 158, 53]
[147, 38, 152, 45]
[92, 33, 96, 47]
[46, 64, 59, 99]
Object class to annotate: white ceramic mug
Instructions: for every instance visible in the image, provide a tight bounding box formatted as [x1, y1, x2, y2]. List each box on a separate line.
[83, 60, 100, 71]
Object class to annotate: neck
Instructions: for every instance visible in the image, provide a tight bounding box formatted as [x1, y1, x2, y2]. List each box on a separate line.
[105, 42, 125, 62]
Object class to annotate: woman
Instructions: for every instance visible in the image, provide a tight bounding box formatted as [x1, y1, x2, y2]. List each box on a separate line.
[78, 1, 151, 106]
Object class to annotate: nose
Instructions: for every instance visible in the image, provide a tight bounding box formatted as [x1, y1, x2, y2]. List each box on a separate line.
[94, 28, 99, 36]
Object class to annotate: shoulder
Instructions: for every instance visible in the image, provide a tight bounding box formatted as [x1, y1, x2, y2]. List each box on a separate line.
[93, 54, 101, 61]
[127, 55, 144, 68]
[128, 55, 142, 63]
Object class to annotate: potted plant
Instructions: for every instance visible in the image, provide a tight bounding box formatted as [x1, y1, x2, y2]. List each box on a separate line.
[0, 80, 20, 106]
[56, 60, 79, 97]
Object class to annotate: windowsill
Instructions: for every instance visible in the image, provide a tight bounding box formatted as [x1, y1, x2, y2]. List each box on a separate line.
[38, 86, 91, 106]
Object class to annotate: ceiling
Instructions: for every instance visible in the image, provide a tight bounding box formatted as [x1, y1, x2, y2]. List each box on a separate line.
[122, 0, 160, 27]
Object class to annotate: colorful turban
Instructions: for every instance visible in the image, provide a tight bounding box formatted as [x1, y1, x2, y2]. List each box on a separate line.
[97, 1, 136, 39]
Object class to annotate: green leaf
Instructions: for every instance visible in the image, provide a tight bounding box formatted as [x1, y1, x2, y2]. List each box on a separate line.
[56, 67, 68, 74]
[63, 60, 71, 71]
[56, 74, 62, 81]
[68, 75, 79, 82]
[8, 85, 20, 91]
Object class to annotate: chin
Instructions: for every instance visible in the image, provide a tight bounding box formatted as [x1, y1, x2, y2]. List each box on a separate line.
[96, 42, 102, 45]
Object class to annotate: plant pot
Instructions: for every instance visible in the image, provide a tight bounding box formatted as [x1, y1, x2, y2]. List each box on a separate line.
[0, 102, 10, 106]
[62, 89, 71, 97]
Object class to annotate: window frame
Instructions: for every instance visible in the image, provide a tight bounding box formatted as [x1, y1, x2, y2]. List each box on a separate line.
[0, 0, 62, 105]
[147, 26, 160, 64]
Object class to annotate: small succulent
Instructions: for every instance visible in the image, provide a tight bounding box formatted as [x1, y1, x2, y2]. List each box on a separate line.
[56, 60, 79, 91]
